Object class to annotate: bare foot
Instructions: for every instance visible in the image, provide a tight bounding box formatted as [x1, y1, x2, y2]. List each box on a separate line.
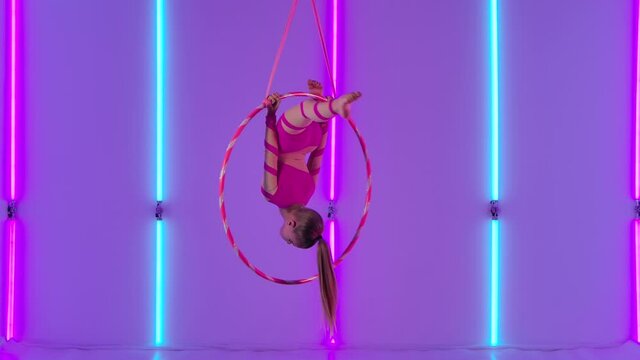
[333, 91, 362, 118]
[307, 79, 323, 97]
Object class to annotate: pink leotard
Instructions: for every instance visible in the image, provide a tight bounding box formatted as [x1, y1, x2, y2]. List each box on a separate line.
[261, 102, 327, 209]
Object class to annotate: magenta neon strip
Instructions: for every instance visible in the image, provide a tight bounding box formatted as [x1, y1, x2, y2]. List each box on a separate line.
[6, 223, 15, 340]
[6, 0, 17, 341]
[635, 221, 640, 341]
[330, 221, 335, 261]
[329, 0, 338, 345]
[636, 0, 640, 198]
[10, 0, 16, 199]
[329, 0, 338, 202]
[329, 0, 338, 255]
[330, 123, 336, 202]
[635, 0, 640, 342]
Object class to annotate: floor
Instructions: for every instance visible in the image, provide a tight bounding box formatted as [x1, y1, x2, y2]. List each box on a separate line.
[1, 341, 640, 360]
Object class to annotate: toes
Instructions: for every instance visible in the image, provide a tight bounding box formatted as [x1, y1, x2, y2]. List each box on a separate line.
[346, 91, 362, 103]
[307, 79, 322, 89]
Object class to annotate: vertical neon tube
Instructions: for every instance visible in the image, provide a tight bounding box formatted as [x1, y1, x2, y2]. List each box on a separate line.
[6, 0, 18, 341]
[636, 0, 640, 200]
[489, 0, 500, 347]
[635, 221, 640, 342]
[490, 220, 499, 346]
[155, 221, 164, 345]
[329, 0, 338, 258]
[7, 224, 15, 341]
[156, 0, 164, 202]
[634, 0, 640, 343]
[10, 0, 16, 200]
[331, 0, 338, 262]
[328, 0, 338, 346]
[154, 0, 165, 347]
[490, 0, 499, 201]
[329, 0, 337, 202]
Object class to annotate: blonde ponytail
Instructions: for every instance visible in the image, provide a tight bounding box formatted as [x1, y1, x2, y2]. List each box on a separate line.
[316, 237, 337, 338]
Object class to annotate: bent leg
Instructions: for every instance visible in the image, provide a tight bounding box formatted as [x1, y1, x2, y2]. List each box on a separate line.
[295, 91, 362, 124]
[281, 92, 362, 133]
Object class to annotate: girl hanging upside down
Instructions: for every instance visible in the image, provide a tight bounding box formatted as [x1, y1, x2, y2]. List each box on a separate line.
[261, 79, 361, 338]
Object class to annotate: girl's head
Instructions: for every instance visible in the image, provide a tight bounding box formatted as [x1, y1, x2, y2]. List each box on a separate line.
[280, 205, 338, 338]
[280, 206, 324, 248]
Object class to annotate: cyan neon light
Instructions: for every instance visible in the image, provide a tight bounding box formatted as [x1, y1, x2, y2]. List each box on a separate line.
[490, 220, 499, 346]
[155, 221, 164, 345]
[154, 0, 165, 346]
[156, 0, 164, 202]
[489, 0, 500, 347]
[6, 0, 17, 341]
[490, 0, 499, 201]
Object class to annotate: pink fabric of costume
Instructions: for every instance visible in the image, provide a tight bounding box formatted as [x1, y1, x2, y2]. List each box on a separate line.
[261, 105, 327, 208]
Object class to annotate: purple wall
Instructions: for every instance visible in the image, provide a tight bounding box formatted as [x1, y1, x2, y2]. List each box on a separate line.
[0, 0, 634, 349]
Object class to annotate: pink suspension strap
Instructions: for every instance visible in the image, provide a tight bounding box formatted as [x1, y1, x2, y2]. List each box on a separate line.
[264, 0, 300, 98]
[264, 0, 336, 100]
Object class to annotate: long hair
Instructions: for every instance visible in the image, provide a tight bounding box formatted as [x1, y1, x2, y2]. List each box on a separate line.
[290, 206, 338, 337]
[316, 237, 337, 337]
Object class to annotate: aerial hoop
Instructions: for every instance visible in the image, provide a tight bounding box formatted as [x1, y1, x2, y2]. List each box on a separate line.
[219, 92, 372, 285]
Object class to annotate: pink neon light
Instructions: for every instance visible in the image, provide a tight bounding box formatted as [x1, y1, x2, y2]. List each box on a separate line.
[7, 0, 17, 341]
[330, 221, 335, 260]
[7, 222, 16, 340]
[634, 0, 640, 342]
[330, 119, 336, 200]
[636, 0, 640, 198]
[10, 0, 16, 199]
[332, 0, 337, 88]
[329, 0, 337, 201]
[636, 221, 640, 341]
[329, 1, 338, 344]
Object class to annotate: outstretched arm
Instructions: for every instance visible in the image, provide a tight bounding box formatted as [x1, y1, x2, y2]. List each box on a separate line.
[262, 94, 281, 198]
[307, 122, 328, 184]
